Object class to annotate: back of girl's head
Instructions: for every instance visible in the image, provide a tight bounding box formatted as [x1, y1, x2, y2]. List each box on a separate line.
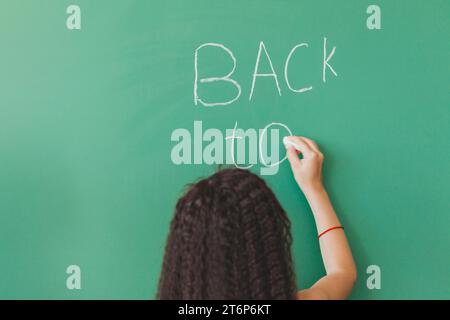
[158, 168, 297, 299]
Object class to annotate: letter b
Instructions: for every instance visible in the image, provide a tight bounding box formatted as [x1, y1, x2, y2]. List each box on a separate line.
[194, 43, 242, 107]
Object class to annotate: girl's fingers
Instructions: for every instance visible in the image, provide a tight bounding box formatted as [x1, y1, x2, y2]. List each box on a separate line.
[285, 136, 314, 157]
[286, 146, 301, 168]
[300, 136, 321, 153]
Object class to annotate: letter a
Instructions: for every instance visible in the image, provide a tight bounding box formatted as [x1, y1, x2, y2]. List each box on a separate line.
[366, 265, 381, 290]
[66, 5, 81, 30]
[66, 265, 81, 290]
[249, 41, 282, 100]
[367, 5, 381, 30]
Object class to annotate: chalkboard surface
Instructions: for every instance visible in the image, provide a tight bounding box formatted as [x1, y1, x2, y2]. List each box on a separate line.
[0, 0, 448, 299]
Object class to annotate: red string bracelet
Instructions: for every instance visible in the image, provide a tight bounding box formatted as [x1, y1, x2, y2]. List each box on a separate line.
[318, 226, 344, 239]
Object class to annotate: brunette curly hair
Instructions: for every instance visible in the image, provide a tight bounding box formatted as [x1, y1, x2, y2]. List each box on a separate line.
[157, 168, 297, 299]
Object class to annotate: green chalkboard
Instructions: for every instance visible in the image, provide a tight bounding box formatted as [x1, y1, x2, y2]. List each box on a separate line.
[0, 0, 449, 299]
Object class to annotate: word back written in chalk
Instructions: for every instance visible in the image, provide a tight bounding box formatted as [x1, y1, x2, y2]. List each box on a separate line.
[194, 38, 338, 107]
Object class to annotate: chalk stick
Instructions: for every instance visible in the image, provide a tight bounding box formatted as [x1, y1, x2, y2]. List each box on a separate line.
[282, 137, 302, 151]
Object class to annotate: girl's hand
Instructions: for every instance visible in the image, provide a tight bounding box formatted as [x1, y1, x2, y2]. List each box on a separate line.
[284, 136, 325, 196]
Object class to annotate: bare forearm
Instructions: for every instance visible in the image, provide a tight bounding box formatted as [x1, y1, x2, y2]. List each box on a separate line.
[305, 187, 357, 291]
[304, 187, 341, 235]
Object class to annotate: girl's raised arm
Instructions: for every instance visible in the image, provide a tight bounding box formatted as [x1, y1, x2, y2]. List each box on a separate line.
[284, 136, 357, 300]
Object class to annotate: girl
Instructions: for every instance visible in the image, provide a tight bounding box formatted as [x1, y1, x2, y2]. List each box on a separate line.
[158, 136, 356, 300]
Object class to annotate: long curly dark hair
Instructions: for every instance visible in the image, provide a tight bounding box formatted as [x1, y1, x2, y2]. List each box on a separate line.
[157, 168, 297, 299]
